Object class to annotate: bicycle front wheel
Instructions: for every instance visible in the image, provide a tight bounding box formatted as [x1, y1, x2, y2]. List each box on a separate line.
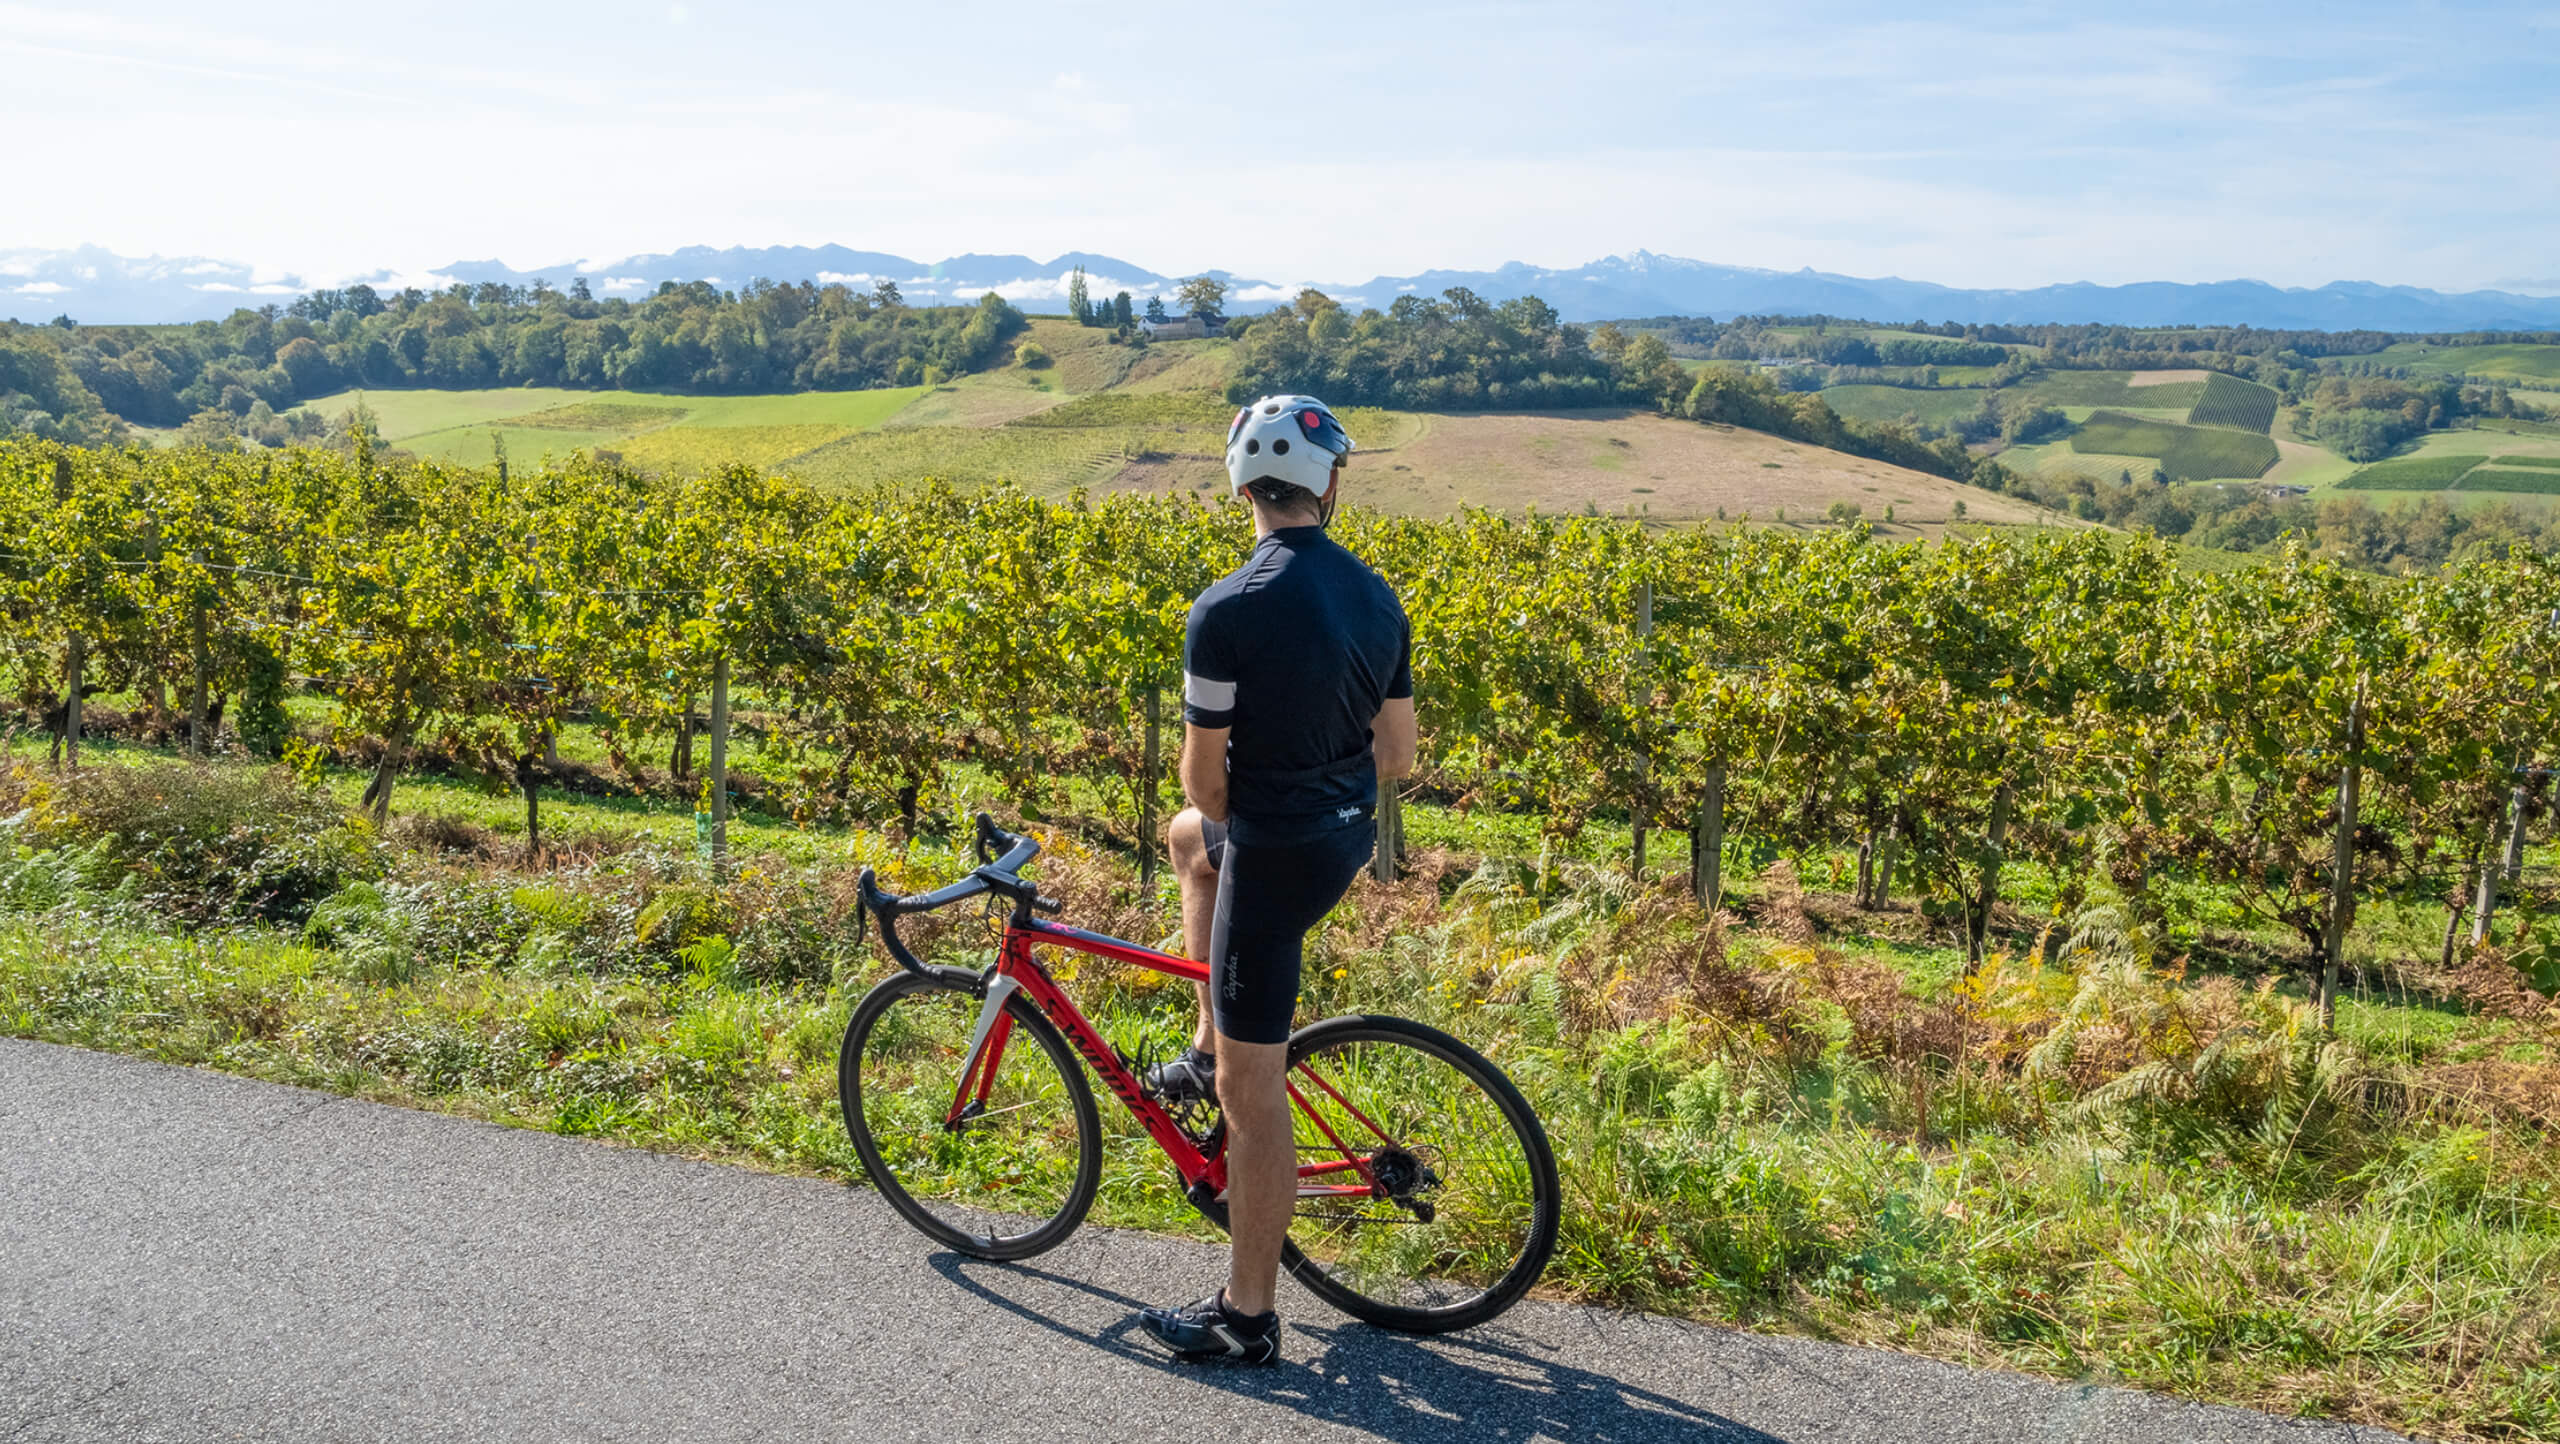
[839, 972, 1100, 1261]
[1280, 1014, 1560, 1333]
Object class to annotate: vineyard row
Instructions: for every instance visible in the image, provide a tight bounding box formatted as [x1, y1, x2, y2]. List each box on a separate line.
[8, 439, 2560, 1017]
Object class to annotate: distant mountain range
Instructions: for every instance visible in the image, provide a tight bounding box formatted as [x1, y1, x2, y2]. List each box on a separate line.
[12, 242, 2560, 333]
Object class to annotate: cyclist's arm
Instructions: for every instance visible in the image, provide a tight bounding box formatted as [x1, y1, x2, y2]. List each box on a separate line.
[1181, 724, 1230, 822]
[1371, 697, 1415, 780]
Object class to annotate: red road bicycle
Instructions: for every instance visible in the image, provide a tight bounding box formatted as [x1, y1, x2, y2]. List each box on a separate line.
[839, 815, 1560, 1333]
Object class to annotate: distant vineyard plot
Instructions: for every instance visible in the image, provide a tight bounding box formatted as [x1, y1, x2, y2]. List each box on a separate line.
[2459, 469, 2560, 495]
[2070, 411, 2278, 481]
[2024, 371, 2207, 411]
[2492, 455, 2560, 469]
[2367, 342, 2560, 383]
[2187, 373, 2279, 434]
[1817, 386, 1991, 429]
[2337, 455, 2489, 490]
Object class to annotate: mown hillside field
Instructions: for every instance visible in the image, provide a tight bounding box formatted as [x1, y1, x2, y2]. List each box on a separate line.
[260, 319, 2037, 535]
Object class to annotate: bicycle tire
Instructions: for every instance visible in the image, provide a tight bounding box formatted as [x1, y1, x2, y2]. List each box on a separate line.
[839, 971, 1101, 1261]
[1278, 1013, 1560, 1333]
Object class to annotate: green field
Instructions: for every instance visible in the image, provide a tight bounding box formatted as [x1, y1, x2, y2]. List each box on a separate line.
[399, 424, 632, 465]
[2337, 455, 2489, 490]
[1817, 385, 1990, 428]
[2365, 341, 2560, 383]
[2493, 455, 2560, 469]
[2022, 370, 2207, 410]
[2187, 372, 2279, 433]
[2070, 410, 2279, 481]
[297, 384, 932, 469]
[2461, 468, 2560, 495]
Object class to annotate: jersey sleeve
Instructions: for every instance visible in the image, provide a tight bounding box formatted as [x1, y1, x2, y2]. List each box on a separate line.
[1386, 607, 1414, 701]
[1183, 594, 1239, 728]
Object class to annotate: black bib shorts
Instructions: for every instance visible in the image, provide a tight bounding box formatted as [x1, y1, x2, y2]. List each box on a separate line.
[1203, 817, 1371, 1046]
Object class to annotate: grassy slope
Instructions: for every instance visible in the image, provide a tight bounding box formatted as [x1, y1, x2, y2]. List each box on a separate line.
[1818, 386, 1990, 428]
[2368, 342, 2560, 383]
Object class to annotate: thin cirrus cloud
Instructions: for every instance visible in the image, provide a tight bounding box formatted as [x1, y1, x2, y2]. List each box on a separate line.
[0, 0, 2551, 293]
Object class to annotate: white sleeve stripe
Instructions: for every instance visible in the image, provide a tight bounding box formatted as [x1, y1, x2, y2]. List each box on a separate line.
[1184, 672, 1237, 711]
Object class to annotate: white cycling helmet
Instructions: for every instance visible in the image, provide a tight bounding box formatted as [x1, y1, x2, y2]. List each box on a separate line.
[1225, 394, 1355, 497]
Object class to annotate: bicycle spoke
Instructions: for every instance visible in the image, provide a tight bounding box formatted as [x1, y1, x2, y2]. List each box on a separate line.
[1283, 1026, 1553, 1323]
[843, 976, 1098, 1258]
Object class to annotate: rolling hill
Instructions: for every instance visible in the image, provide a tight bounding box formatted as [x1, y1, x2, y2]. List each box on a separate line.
[298, 320, 2040, 537]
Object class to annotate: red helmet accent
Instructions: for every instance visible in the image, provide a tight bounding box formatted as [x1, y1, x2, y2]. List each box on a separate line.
[1300, 409, 1323, 429]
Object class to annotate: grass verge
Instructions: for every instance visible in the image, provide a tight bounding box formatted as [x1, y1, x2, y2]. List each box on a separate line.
[0, 750, 2555, 1439]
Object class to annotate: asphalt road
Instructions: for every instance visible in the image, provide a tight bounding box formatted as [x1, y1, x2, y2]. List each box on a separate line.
[1, 1037, 2410, 1444]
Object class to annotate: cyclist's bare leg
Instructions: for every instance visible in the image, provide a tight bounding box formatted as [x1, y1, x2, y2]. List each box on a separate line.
[1167, 807, 1219, 1056]
[1214, 1034, 1291, 1316]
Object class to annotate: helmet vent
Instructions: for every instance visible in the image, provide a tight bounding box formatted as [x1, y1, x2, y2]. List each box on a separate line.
[1244, 439, 1260, 455]
[1272, 439, 1290, 455]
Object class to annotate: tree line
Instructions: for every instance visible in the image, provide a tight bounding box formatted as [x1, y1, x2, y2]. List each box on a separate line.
[0, 280, 1029, 436]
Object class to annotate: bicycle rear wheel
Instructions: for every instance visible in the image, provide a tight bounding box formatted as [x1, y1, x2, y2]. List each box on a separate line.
[1279, 1014, 1559, 1333]
[839, 972, 1100, 1260]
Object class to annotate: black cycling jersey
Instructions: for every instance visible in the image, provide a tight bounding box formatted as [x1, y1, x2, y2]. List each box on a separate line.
[1182, 525, 1412, 847]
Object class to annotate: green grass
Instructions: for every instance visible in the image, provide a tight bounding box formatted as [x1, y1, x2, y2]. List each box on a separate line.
[2366, 342, 2560, 383]
[510, 403, 690, 431]
[296, 386, 926, 444]
[2070, 411, 2280, 481]
[1009, 392, 1234, 429]
[2460, 468, 2560, 495]
[2188, 372, 2279, 434]
[395, 425, 633, 466]
[789, 425, 1132, 493]
[2492, 455, 2560, 469]
[2023, 371, 2207, 411]
[4, 736, 2558, 1440]
[616, 425, 855, 474]
[2337, 455, 2490, 491]
[1817, 385, 1990, 428]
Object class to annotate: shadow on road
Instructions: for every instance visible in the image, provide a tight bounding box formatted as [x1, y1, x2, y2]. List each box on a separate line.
[929, 1254, 1790, 1443]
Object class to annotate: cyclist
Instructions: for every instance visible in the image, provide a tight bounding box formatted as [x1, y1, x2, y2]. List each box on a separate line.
[1136, 395, 1416, 1364]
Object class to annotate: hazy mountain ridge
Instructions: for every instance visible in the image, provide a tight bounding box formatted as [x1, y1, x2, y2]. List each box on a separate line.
[12, 243, 2560, 332]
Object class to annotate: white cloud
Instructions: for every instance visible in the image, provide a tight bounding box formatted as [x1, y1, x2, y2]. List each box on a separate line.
[12, 280, 68, 294]
[599, 277, 648, 291]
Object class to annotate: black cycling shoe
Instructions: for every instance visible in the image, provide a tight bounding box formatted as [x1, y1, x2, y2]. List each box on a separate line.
[1137, 1291, 1280, 1365]
[1142, 1046, 1218, 1106]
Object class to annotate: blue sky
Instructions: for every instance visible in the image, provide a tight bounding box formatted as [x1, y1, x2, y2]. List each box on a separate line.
[3, 0, 2554, 291]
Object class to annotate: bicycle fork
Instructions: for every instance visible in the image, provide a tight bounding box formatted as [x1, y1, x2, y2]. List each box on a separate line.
[945, 975, 1022, 1129]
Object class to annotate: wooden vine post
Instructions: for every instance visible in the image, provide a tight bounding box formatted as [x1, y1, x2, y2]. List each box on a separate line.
[1965, 781, 2014, 970]
[1140, 683, 1161, 893]
[61, 633, 83, 770]
[188, 547, 210, 756]
[1693, 757, 1727, 911]
[708, 651, 731, 873]
[2320, 686, 2367, 1032]
[1632, 579, 1653, 877]
[2472, 777, 2529, 946]
[1372, 785, 1403, 884]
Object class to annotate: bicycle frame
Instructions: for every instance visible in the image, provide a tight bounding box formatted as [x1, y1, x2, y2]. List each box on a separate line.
[954, 916, 1394, 1209]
